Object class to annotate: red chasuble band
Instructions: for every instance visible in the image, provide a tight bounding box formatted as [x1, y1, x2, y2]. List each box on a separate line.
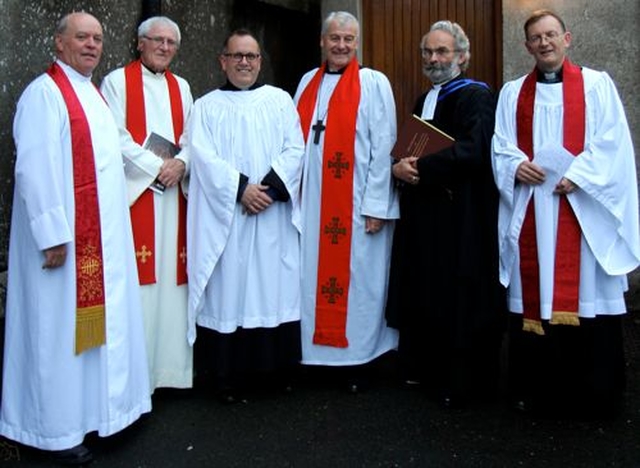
[516, 60, 584, 334]
[297, 58, 361, 348]
[124, 60, 187, 286]
[47, 62, 106, 355]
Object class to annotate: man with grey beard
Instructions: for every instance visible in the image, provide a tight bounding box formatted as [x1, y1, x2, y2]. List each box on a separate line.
[385, 20, 506, 409]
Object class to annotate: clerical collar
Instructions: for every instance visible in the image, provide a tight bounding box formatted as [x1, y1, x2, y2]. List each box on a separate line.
[220, 80, 265, 91]
[537, 67, 563, 83]
[141, 62, 166, 75]
[324, 61, 362, 75]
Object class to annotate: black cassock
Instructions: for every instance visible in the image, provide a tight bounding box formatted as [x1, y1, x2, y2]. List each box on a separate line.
[385, 75, 507, 405]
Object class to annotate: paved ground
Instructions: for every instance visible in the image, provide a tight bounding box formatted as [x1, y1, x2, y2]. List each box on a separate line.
[1, 310, 639, 468]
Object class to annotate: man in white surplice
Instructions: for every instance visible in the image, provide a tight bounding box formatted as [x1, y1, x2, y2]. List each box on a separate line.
[492, 9, 639, 416]
[0, 12, 150, 464]
[294, 11, 399, 392]
[186, 29, 304, 402]
[101, 16, 193, 392]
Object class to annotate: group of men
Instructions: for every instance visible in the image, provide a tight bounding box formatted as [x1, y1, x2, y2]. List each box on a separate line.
[0, 7, 638, 466]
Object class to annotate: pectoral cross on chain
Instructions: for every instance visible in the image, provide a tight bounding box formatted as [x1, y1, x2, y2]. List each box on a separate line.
[312, 119, 326, 145]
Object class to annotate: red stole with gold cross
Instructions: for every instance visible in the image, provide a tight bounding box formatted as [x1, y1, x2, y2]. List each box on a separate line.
[124, 60, 187, 286]
[47, 62, 106, 354]
[297, 58, 361, 347]
[516, 60, 584, 335]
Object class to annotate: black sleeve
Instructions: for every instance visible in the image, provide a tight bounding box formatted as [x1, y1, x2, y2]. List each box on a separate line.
[261, 168, 290, 202]
[236, 173, 249, 202]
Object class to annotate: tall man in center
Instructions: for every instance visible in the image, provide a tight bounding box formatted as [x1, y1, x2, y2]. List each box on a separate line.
[294, 11, 399, 392]
[101, 16, 193, 392]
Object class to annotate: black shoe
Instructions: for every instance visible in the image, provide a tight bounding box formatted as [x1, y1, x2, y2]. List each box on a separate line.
[441, 394, 465, 409]
[50, 444, 93, 465]
[347, 382, 360, 394]
[346, 376, 370, 394]
[217, 389, 239, 404]
[511, 399, 530, 413]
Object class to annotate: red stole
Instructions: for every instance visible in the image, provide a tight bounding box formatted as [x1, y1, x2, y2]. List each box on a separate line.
[516, 60, 584, 335]
[124, 60, 187, 286]
[47, 62, 106, 354]
[297, 58, 361, 347]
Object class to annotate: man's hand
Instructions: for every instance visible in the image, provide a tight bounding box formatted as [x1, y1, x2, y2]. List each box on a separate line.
[515, 160, 545, 185]
[157, 158, 186, 188]
[241, 183, 274, 215]
[554, 177, 577, 195]
[365, 216, 385, 234]
[392, 156, 420, 185]
[43, 244, 67, 269]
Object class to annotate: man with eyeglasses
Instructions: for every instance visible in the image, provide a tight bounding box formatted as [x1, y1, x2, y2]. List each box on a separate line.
[294, 11, 399, 394]
[186, 29, 305, 403]
[492, 9, 639, 418]
[385, 20, 505, 409]
[101, 16, 193, 393]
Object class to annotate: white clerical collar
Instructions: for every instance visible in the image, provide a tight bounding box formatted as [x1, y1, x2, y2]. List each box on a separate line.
[55, 59, 92, 82]
[141, 62, 167, 77]
[421, 83, 442, 120]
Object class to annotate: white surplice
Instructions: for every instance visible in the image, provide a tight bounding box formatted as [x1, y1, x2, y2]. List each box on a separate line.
[0, 61, 151, 450]
[186, 85, 304, 343]
[101, 65, 194, 391]
[294, 68, 400, 365]
[492, 67, 640, 319]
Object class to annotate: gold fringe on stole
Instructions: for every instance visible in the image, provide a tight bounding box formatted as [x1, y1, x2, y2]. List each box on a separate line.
[75, 304, 106, 355]
[550, 311, 580, 326]
[522, 318, 545, 335]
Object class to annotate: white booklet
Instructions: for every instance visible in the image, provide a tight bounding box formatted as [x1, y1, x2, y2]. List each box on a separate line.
[532, 144, 575, 195]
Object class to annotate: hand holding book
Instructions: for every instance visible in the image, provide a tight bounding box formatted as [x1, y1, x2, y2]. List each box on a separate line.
[143, 132, 180, 194]
[391, 115, 455, 160]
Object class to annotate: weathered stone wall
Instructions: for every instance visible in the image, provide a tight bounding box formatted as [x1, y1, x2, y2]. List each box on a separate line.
[502, 0, 640, 311]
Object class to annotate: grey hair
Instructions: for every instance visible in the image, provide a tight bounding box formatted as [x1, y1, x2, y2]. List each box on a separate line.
[426, 20, 471, 71]
[55, 14, 71, 35]
[322, 11, 359, 37]
[55, 11, 94, 35]
[138, 16, 181, 45]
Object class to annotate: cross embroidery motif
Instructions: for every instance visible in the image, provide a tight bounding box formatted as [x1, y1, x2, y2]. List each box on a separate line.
[321, 276, 344, 304]
[78, 244, 103, 301]
[324, 216, 347, 244]
[327, 152, 349, 179]
[136, 245, 153, 264]
[179, 246, 187, 264]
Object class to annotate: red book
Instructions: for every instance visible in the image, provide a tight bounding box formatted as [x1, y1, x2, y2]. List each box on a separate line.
[391, 114, 455, 160]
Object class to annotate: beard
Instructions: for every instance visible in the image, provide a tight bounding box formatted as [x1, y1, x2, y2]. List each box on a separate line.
[423, 60, 459, 84]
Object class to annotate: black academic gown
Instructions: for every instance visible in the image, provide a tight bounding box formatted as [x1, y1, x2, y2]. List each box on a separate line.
[385, 75, 507, 404]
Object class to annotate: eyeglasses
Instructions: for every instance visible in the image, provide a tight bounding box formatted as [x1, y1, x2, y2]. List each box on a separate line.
[420, 47, 458, 58]
[326, 34, 357, 45]
[527, 31, 564, 45]
[142, 35, 179, 48]
[223, 52, 261, 63]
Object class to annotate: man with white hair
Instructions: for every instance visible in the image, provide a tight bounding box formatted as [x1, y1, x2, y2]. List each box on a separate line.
[1, 12, 150, 464]
[295, 11, 399, 393]
[102, 16, 193, 392]
[386, 20, 506, 408]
